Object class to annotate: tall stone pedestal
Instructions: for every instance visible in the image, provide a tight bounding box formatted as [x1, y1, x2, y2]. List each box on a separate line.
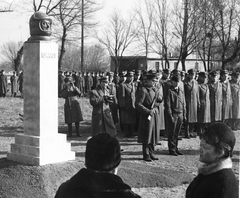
[7, 41, 75, 165]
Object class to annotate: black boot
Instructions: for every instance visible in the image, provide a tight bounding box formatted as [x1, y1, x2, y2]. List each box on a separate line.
[68, 124, 72, 137]
[75, 122, 81, 137]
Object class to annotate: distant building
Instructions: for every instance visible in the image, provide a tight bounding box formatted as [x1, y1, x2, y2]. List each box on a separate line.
[110, 56, 222, 72]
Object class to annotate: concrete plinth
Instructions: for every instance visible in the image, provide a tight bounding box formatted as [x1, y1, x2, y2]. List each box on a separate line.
[7, 41, 75, 165]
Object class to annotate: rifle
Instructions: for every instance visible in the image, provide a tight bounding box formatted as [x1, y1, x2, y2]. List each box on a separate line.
[147, 90, 159, 121]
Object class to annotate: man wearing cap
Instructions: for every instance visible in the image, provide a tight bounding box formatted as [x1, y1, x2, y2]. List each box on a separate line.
[118, 71, 136, 137]
[136, 70, 163, 161]
[55, 133, 141, 198]
[197, 72, 211, 136]
[186, 123, 239, 198]
[184, 69, 200, 138]
[220, 70, 232, 123]
[165, 73, 186, 156]
[208, 70, 223, 122]
[230, 71, 240, 130]
[60, 76, 83, 137]
[90, 76, 117, 137]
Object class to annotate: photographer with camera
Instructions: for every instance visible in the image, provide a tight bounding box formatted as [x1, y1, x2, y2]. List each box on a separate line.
[90, 76, 117, 137]
[60, 76, 83, 137]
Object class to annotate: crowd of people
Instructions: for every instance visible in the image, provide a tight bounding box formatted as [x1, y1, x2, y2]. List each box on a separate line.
[59, 68, 240, 159]
[0, 70, 23, 98]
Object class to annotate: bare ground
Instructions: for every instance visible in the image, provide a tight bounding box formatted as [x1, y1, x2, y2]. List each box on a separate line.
[0, 96, 239, 198]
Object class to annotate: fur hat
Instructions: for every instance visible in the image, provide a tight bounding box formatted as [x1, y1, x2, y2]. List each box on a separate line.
[85, 133, 121, 171]
[202, 123, 236, 157]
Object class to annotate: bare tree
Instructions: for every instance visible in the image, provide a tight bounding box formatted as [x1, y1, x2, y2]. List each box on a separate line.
[1, 41, 24, 72]
[97, 10, 138, 72]
[172, 0, 205, 71]
[134, 0, 154, 67]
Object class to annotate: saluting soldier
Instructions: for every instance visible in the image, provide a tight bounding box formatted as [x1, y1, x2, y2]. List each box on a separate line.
[184, 69, 200, 138]
[118, 71, 136, 137]
[208, 71, 223, 122]
[136, 70, 163, 161]
[197, 72, 211, 136]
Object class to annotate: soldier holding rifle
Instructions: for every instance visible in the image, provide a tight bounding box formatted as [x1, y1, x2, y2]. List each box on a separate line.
[136, 70, 163, 162]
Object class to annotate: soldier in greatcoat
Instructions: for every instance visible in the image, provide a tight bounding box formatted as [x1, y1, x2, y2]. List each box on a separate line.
[230, 72, 240, 130]
[136, 71, 163, 162]
[220, 70, 232, 123]
[60, 76, 83, 137]
[0, 70, 8, 97]
[209, 71, 223, 122]
[78, 72, 85, 96]
[85, 72, 93, 95]
[89, 76, 116, 137]
[165, 73, 186, 156]
[10, 71, 18, 97]
[118, 71, 136, 137]
[197, 72, 211, 136]
[184, 69, 200, 138]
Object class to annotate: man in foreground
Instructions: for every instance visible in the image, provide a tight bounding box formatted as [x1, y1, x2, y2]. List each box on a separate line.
[55, 133, 141, 198]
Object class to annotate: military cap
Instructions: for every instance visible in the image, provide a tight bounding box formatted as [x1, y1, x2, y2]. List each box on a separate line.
[220, 70, 229, 75]
[106, 71, 114, 76]
[126, 71, 134, 77]
[119, 71, 127, 77]
[198, 71, 208, 78]
[135, 70, 142, 75]
[209, 70, 218, 77]
[99, 76, 109, 82]
[180, 71, 186, 76]
[171, 69, 181, 75]
[163, 69, 170, 74]
[188, 69, 196, 74]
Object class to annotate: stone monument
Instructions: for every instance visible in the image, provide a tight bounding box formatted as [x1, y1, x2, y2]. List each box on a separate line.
[7, 11, 75, 165]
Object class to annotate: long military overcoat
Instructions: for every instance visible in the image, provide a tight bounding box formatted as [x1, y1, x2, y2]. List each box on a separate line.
[10, 75, 18, 94]
[222, 81, 232, 120]
[155, 82, 165, 130]
[136, 86, 162, 144]
[209, 82, 223, 122]
[89, 85, 116, 137]
[184, 79, 200, 123]
[230, 82, 240, 119]
[60, 86, 83, 124]
[198, 83, 211, 123]
[118, 82, 136, 124]
[0, 74, 7, 96]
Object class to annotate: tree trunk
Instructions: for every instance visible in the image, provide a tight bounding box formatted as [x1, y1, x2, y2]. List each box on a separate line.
[58, 29, 67, 70]
[14, 46, 23, 75]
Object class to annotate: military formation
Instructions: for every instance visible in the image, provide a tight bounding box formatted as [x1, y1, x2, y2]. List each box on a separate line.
[58, 68, 240, 162]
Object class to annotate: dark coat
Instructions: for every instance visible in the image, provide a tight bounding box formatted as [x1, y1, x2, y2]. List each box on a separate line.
[230, 82, 240, 119]
[222, 81, 232, 120]
[209, 82, 223, 122]
[186, 158, 239, 198]
[0, 74, 7, 95]
[118, 82, 136, 124]
[10, 75, 18, 94]
[89, 85, 116, 136]
[85, 75, 93, 93]
[184, 79, 200, 123]
[136, 86, 162, 144]
[108, 82, 119, 124]
[198, 83, 211, 123]
[55, 168, 141, 198]
[58, 74, 64, 96]
[60, 86, 83, 124]
[18, 72, 23, 93]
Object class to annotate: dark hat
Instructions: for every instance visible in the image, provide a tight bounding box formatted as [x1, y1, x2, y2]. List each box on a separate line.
[135, 70, 142, 75]
[146, 70, 158, 79]
[209, 70, 218, 77]
[220, 70, 229, 75]
[198, 71, 208, 78]
[163, 69, 170, 74]
[99, 76, 109, 82]
[171, 69, 181, 76]
[119, 71, 126, 77]
[188, 69, 196, 74]
[231, 71, 240, 78]
[171, 75, 181, 82]
[126, 71, 134, 77]
[64, 76, 73, 83]
[202, 123, 236, 157]
[180, 71, 186, 76]
[85, 133, 121, 171]
[106, 71, 114, 76]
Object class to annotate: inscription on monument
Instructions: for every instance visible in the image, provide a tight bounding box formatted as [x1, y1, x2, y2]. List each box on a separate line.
[41, 53, 57, 59]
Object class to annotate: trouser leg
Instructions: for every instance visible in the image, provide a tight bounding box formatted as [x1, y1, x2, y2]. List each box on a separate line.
[75, 122, 80, 136]
[168, 115, 178, 153]
[142, 144, 150, 159]
[67, 123, 72, 137]
[175, 114, 183, 151]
